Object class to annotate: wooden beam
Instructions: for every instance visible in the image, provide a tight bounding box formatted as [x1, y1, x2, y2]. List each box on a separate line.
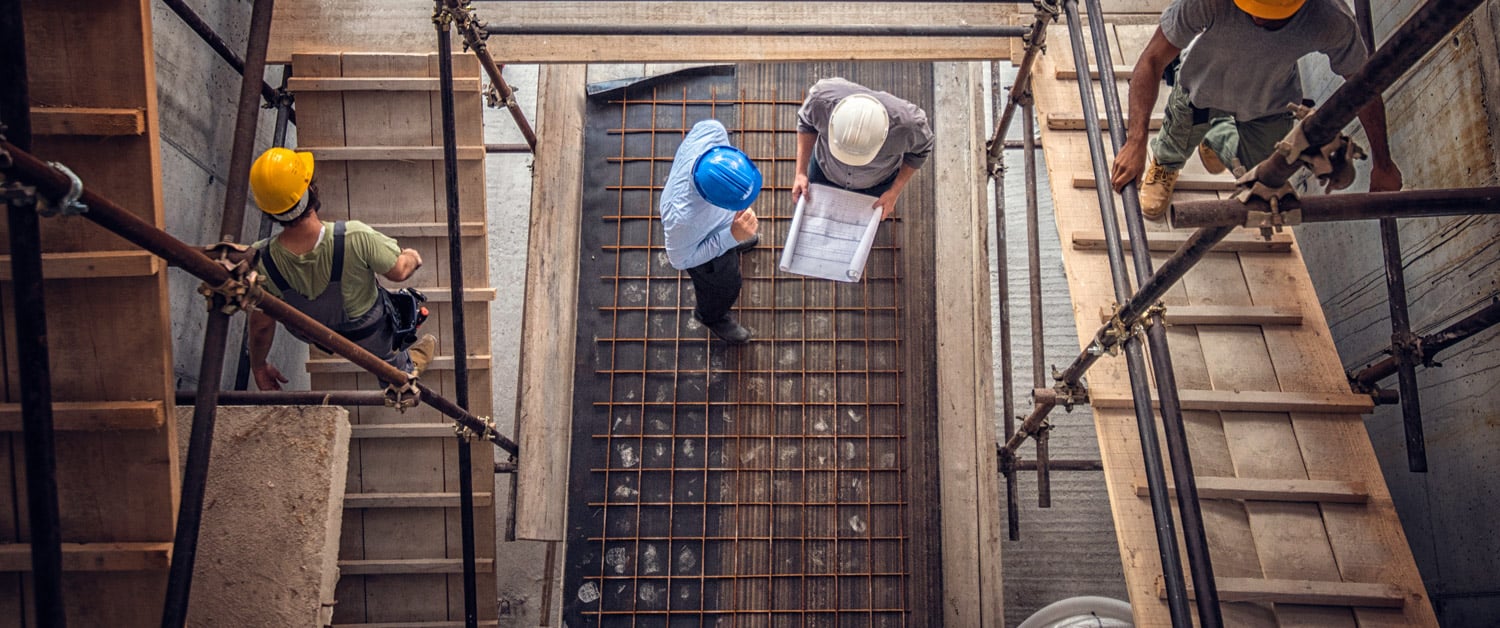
[514, 64, 586, 542]
[302, 146, 485, 161]
[304, 355, 491, 373]
[350, 423, 456, 439]
[269, 2, 1013, 64]
[343, 492, 495, 508]
[1098, 304, 1303, 326]
[362, 222, 485, 238]
[287, 77, 481, 92]
[1090, 389, 1375, 414]
[1132, 476, 1370, 503]
[411, 287, 496, 303]
[0, 401, 164, 431]
[1070, 230, 1294, 252]
[1073, 173, 1235, 191]
[29, 107, 145, 136]
[1055, 66, 1135, 80]
[0, 250, 160, 279]
[1047, 112, 1162, 130]
[338, 558, 495, 575]
[0, 542, 171, 572]
[1161, 577, 1407, 609]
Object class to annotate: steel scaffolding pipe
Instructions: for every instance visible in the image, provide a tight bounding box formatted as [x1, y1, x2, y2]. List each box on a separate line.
[484, 23, 1029, 37]
[1239, 0, 1487, 193]
[1081, 0, 1220, 620]
[160, 0, 291, 124]
[0, 138, 520, 457]
[986, 0, 1057, 161]
[435, 8, 482, 625]
[177, 389, 397, 406]
[164, 0, 278, 623]
[1170, 187, 1500, 229]
[1353, 298, 1500, 389]
[233, 72, 296, 390]
[445, 1, 536, 151]
[989, 59, 1022, 541]
[1061, 2, 1192, 623]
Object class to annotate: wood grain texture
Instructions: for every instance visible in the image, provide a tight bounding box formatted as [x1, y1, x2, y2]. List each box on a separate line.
[0, 542, 171, 572]
[1089, 389, 1375, 414]
[1071, 230, 1293, 252]
[1097, 304, 1302, 326]
[1131, 476, 1369, 503]
[0, 250, 160, 279]
[0, 401, 164, 432]
[1164, 577, 1407, 609]
[29, 107, 144, 136]
[513, 64, 586, 542]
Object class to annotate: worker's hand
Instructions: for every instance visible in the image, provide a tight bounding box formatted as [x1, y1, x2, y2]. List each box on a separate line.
[402, 248, 423, 271]
[792, 174, 810, 205]
[731, 208, 759, 242]
[1369, 157, 1404, 193]
[253, 364, 288, 391]
[1111, 137, 1149, 192]
[873, 189, 901, 220]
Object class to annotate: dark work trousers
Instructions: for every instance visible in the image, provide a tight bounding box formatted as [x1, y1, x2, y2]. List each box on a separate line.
[807, 152, 899, 197]
[685, 243, 747, 325]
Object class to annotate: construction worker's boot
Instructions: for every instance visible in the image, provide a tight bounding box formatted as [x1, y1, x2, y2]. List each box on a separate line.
[1139, 157, 1180, 222]
[694, 312, 752, 345]
[1197, 142, 1227, 175]
[406, 333, 438, 378]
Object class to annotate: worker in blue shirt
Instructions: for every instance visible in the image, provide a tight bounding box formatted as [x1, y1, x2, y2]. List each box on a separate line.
[660, 119, 763, 344]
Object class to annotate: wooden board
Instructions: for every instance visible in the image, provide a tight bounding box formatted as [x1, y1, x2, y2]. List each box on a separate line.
[2, 1, 179, 624]
[931, 61, 1004, 627]
[268, 1, 1013, 63]
[293, 52, 498, 625]
[1071, 230, 1293, 252]
[1030, 19, 1437, 626]
[1097, 304, 1302, 326]
[1131, 476, 1370, 503]
[512, 64, 586, 543]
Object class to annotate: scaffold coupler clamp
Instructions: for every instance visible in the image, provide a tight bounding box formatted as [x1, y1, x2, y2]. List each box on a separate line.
[1234, 165, 1299, 241]
[1391, 330, 1433, 367]
[33, 161, 89, 218]
[432, 0, 455, 29]
[0, 177, 38, 211]
[1032, 0, 1063, 22]
[197, 241, 264, 315]
[999, 446, 1017, 475]
[1051, 378, 1089, 412]
[384, 377, 421, 411]
[454, 414, 498, 443]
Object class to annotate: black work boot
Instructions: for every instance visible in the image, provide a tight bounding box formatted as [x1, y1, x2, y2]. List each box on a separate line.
[693, 312, 752, 345]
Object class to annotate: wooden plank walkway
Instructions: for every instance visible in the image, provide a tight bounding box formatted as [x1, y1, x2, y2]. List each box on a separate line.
[291, 52, 498, 625]
[1032, 20, 1438, 627]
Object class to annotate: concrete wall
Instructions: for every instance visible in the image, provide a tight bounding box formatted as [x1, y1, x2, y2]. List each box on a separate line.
[1295, 2, 1500, 624]
[152, 0, 305, 392]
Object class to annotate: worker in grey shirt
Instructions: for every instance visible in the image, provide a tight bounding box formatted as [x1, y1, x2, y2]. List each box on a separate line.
[1110, 0, 1402, 220]
[793, 78, 935, 220]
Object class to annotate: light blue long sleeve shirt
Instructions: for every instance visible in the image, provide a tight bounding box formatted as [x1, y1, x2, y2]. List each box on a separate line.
[659, 120, 742, 271]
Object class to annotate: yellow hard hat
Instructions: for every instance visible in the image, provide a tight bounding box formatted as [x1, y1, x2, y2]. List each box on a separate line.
[249, 148, 315, 218]
[1233, 0, 1306, 19]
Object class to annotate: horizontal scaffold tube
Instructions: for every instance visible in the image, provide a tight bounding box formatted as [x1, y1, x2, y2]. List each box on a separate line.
[1170, 186, 1500, 228]
[0, 139, 519, 456]
[484, 23, 1029, 37]
[177, 389, 398, 407]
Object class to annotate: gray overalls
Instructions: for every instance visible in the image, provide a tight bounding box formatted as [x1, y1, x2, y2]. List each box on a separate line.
[259, 222, 409, 374]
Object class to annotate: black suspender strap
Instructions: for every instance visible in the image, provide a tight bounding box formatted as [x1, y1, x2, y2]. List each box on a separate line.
[332, 221, 347, 281]
[258, 244, 293, 294]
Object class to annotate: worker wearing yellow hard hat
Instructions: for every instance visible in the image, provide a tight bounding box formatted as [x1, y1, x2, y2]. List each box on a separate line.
[1109, 0, 1403, 221]
[245, 148, 437, 391]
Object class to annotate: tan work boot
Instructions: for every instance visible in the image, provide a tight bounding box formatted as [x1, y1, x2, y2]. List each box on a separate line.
[1139, 157, 1179, 221]
[406, 333, 437, 378]
[1197, 142, 1227, 175]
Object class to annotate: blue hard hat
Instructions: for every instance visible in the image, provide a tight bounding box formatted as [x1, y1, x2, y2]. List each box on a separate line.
[692, 145, 762, 211]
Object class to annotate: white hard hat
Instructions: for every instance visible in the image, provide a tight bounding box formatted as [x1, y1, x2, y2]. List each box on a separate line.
[828, 93, 890, 167]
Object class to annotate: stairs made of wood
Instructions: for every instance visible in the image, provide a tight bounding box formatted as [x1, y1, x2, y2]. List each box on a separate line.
[306, 355, 491, 373]
[1070, 230, 1293, 252]
[1097, 305, 1302, 326]
[0, 400, 165, 431]
[1131, 476, 1369, 504]
[338, 558, 495, 575]
[0, 542, 171, 572]
[344, 492, 494, 509]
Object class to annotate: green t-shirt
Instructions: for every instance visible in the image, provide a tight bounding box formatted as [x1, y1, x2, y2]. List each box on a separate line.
[255, 220, 401, 319]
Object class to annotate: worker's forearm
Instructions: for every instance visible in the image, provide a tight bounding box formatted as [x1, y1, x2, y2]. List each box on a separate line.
[888, 164, 919, 198]
[1126, 64, 1163, 144]
[1356, 96, 1394, 164]
[248, 313, 275, 368]
[795, 131, 816, 176]
[385, 248, 422, 282]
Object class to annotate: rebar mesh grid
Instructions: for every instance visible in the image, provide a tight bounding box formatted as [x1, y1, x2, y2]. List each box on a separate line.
[564, 69, 917, 628]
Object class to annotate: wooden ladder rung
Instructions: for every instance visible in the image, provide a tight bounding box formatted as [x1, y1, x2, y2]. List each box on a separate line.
[1071, 230, 1294, 253]
[361, 222, 485, 238]
[1132, 476, 1369, 503]
[303, 146, 485, 161]
[1162, 577, 1406, 609]
[1055, 67, 1134, 81]
[1074, 173, 1235, 191]
[415, 287, 497, 303]
[287, 77, 481, 93]
[344, 492, 494, 509]
[0, 400, 165, 431]
[0, 542, 171, 572]
[350, 423, 458, 439]
[305, 355, 491, 373]
[1099, 304, 1302, 326]
[30, 106, 145, 136]
[1047, 113, 1162, 131]
[1090, 389, 1374, 414]
[338, 558, 495, 575]
[332, 621, 499, 627]
[0, 250, 160, 279]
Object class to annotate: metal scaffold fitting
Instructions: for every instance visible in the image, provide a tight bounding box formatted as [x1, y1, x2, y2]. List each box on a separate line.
[454, 414, 498, 444]
[196, 241, 264, 315]
[34, 161, 88, 217]
[383, 378, 422, 411]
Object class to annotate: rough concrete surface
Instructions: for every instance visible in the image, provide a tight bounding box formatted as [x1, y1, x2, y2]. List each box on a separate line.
[176, 406, 350, 627]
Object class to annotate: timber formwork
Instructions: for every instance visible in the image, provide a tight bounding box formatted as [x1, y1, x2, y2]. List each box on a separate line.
[562, 64, 941, 627]
[1, 0, 178, 624]
[1028, 15, 1439, 627]
[289, 52, 499, 626]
